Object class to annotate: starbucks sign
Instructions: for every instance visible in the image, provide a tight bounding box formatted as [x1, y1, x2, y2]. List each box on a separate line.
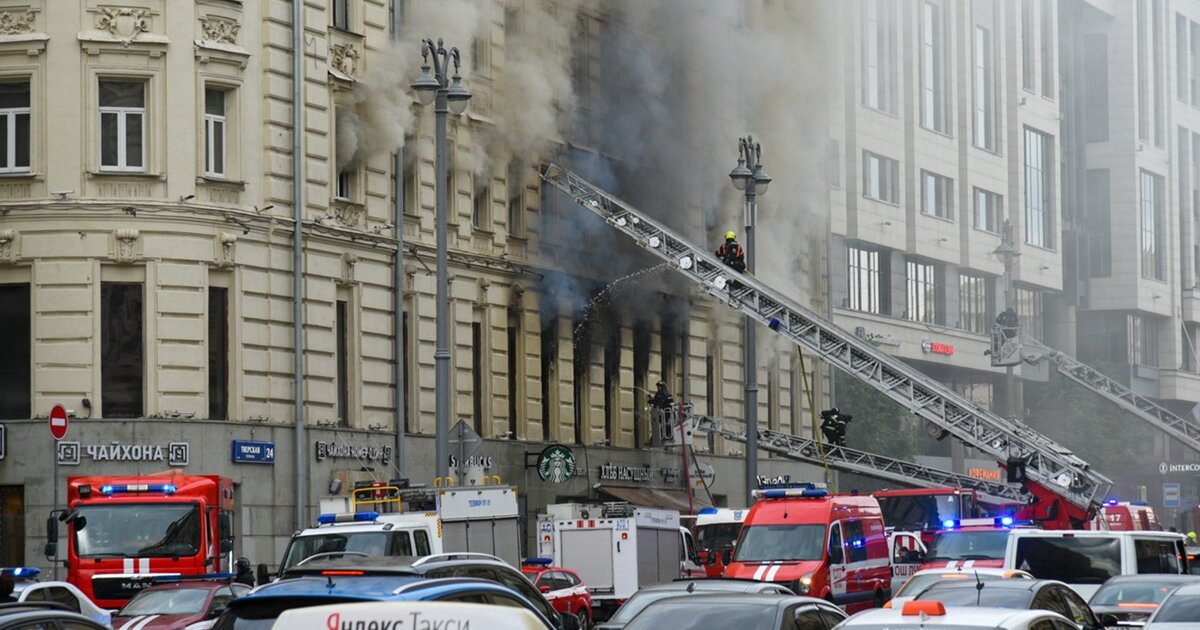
[537, 445, 576, 484]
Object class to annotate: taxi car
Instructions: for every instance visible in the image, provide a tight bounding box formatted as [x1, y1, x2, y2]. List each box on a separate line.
[1087, 574, 1200, 627]
[4, 567, 111, 626]
[521, 559, 591, 629]
[836, 600, 1084, 629]
[1144, 581, 1200, 628]
[274, 600, 548, 630]
[890, 567, 1034, 603]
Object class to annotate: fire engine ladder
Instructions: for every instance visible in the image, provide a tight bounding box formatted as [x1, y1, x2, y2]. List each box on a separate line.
[670, 407, 1026, 505]
[1022, 338, 1200, 454]
[541, 163, 1112, 514]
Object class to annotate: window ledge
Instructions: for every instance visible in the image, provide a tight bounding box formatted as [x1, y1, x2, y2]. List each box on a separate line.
[197, 176, 246, 190]
[88, 170, 164, 180]
[862, 195, 901, 207]
[919, 125, 954, 140]
[1022, 242, 1058, 254]
[920, 212, 955, 224]
[0, 171, 40, 181]
[472, 226, 496, 236]
[970, 144, 1003, 158]
[972, 226, 1000, 237]
[861, 105, 900, 120]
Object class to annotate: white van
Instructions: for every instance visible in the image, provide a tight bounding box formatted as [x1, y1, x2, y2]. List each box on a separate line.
[1005, 529, 1189, 598]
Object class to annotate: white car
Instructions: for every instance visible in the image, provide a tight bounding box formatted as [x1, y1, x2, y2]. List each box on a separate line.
[890, 567, 1035, 603]
[1144, 581, 1200, 628]
[835, 601, 1081, 629]
[8, 567, 113, 627]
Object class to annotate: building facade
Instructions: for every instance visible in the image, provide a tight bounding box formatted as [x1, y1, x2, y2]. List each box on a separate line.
[0, 0, 826, 570]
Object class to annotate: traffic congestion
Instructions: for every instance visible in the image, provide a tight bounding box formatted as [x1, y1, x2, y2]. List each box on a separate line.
[5, 476, 1200, 629]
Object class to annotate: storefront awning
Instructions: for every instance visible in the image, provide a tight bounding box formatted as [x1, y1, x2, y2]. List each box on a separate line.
[598, 485, 712, 514]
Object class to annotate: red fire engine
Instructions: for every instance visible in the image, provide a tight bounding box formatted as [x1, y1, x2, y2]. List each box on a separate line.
[62, 473, 235, 608]
[873, 487, 981, 545]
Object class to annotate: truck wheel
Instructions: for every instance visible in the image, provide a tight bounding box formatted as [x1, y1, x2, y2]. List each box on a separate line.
[576, 610, 590, 630]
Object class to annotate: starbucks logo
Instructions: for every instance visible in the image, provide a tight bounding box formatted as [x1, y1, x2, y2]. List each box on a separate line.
[537, 445, 576, 484]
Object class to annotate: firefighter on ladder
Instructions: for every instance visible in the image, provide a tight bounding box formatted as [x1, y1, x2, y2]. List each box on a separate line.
[715, 231, 747, 272]
[820, 407, 852, 447]
[649, 380, 676, 444]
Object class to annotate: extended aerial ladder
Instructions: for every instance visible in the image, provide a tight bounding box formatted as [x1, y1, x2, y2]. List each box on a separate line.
[542, 163, 1112, 528]
[654, 406, 1025, 506]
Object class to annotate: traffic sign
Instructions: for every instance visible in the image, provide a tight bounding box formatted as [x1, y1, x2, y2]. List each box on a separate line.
[449, 419, 483, 460]
[1164, 482, 1181, 508]
[49, 405, 68, 441]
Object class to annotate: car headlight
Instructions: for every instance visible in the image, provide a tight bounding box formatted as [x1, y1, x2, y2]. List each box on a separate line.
[793, 573, 812, 594]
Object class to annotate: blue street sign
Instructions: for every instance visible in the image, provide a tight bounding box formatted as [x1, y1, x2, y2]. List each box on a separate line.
[232, 440, 275, 464]
[1164, 482, 1181, 509]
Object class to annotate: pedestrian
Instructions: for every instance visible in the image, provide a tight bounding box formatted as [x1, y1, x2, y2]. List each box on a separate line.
[233, 557, 255, 587]
[715, 231, 747, 273]
[0, 576, 16, 604]
[996, 307, 1019, 340]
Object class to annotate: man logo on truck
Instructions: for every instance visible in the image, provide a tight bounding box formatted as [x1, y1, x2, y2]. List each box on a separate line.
[537, 445, 576, 484]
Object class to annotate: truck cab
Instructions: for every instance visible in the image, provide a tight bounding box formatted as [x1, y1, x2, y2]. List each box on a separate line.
[723, 486, 891, 613]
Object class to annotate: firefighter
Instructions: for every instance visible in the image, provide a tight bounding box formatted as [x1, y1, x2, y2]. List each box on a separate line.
[649, 380, 674, 412]
[234, 557, 255, 587]
[996, 307, 1019, 340]
[715, 231, 747, 273]
[820, 407, 852, 447]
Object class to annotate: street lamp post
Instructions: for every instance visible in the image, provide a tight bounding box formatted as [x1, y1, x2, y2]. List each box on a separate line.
[411, 39, 471, 481]
[729, 136, 771, 503]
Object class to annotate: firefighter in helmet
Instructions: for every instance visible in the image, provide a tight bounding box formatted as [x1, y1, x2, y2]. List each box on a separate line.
[715, 231, 747, 273]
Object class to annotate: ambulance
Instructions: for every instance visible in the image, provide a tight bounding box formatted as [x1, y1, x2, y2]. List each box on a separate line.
[723, 485, 891, 613]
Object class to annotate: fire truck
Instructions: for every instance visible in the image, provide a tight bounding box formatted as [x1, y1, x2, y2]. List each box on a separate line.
[60, 473, 235, 608]
[873, 488, 982, 545]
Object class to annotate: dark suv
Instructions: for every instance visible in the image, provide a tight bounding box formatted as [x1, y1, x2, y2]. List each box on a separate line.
[281, 553, 580, 629]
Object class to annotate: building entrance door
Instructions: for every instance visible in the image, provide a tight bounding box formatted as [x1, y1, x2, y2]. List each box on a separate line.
[0, 485, 23, 566]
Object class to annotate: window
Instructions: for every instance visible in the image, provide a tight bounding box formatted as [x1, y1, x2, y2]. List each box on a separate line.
[99, 81, 145, 172]
[1191, 22, 1200, 106]
[473, 320, 484, 435]
[842, 520, 868, 564]
[973, 26, 997, 150]
[507, 161, 525, 237]
[403, 311, 412, 431]
[906, 260, 938, 324]
[1015, 287, 1043, 341]
[1178, 14, 1189, 102]
[336, 169, 351, 200]
[413, 529, 431, 556]
[960, 274, 989, 334]
[847, 246, 881, 314]
[1137, 0, 1166, 145]
[1138, 0, 1150, 140]
[331, 0, 350, 31]
[921, 170, 953, 219]
[101, 283, 144, 418]
[1140, 170, 1164, 280]
[604, 332, 619, 445]
[507, 312, 519, 439]
[1086, 169, 1111, 277]
[0, 284, 30, 419]
[1024, 128, 1053, 248]
[473, 179, 490, 229]
[1022, 0, 1035, 91]
[203, 88, 226, 178]
[1040, 0, 1054, 97]
[208, 287, 228, 420]
[1134, 538, 1180, 573]
[0, 81, 30, 173]
[863, 151, 898, 204]
[336, 300, 348, 426]
[1083, 34, 1109, 142]
[920, 1, 947, 132]
[862, 0, 897, 114]
[1014, 536, 1120, 585]
[1130, 314, 1159, 366]
[541, 316, 557, 441]
[974, 188, 1002, 233]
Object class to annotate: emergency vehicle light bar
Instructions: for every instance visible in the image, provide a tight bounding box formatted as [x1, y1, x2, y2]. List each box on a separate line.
[698, 507, 719, 515]
[751, 488, 828, 499]
[316, 511, 380, 525]
[942, 516, 1016, 530]
[522, 558, 553, 566]
[0, 567, 40, 579]
[99, 483, 177, 495]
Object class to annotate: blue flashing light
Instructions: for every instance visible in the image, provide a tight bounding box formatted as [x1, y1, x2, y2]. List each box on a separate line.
[522, 558, 553, 566]
[98, 483, 177, 495]
[998, 516, 1015, 527]
[161, 484, 177, 494]
[99, 485, 115, 495]
[851, 539, 865, 548]
[1105, 499, 1119, 506]
[316, 513, 336, 524]
[698, 507, 718, 515]
[762, 490, 786, 499]
[0, 567, 40, 579]
[942, 519, 958, 530]
[316, 511, 380, 525]
[768, 318, 781, 331]
[802, 489, 828, 498]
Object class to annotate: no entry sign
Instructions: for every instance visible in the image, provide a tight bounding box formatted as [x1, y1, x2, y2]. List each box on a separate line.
[49, 404, 68, 440]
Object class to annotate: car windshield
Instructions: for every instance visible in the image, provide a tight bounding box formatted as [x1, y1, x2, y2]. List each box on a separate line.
[877, 494, 966, 531]
[1014, 536, 1121, 584]
[74, 504, 201, 558]
[118, 588, 210, 616]
[895, 574, 973, 597]
[1091, 581, 1180, 606]
[611, 591, 702, 623]
[695, 523, 742, 550]
[917, 584, 1032, 608]
[214, 596, 368, 630]
[732, 524, 825, 562]
[625, 600, 776, 630]
[280, 532, 389, 571]
[926, 530, 1009, 560]
[1153, 594, 1200, 622]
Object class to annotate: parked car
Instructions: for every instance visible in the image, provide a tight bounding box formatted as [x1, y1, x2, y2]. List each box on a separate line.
[276, 600, 550, 630]
[4, 567, 111, 627]
[890, 568, 1034, 602]
[1088, 574, 1200, 627]
[213, 575, 560, 630]
[596, 578, 793, 630]
[915, 579, 1101, 629]
[282, 554, 575, 629]
[837, 600, 1083, 630]
[112, 579, 252, 630]
[1144, 581, 1200, 628]
[620, 593, 845, 630]
[521, 559, 592, 629]
[0, 602, 109, 630]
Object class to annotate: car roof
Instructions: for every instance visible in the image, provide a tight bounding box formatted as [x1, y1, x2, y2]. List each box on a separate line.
[1163, 581, 1200, 596]
[285, 555, 517, 576]
[1098, 575, 1200, 587]
[923, 578, 1065, 593]
[136, 580, 235, 593]
[0, 604, 103, 625]
[845, 605, 1067, 626]
[912, 568, 1029, 578]
[236, 575, 520, 603]
[639, 593, 821, 606]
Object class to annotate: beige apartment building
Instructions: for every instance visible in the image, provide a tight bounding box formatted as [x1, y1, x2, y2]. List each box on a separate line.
[0, 0, 826, 568]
